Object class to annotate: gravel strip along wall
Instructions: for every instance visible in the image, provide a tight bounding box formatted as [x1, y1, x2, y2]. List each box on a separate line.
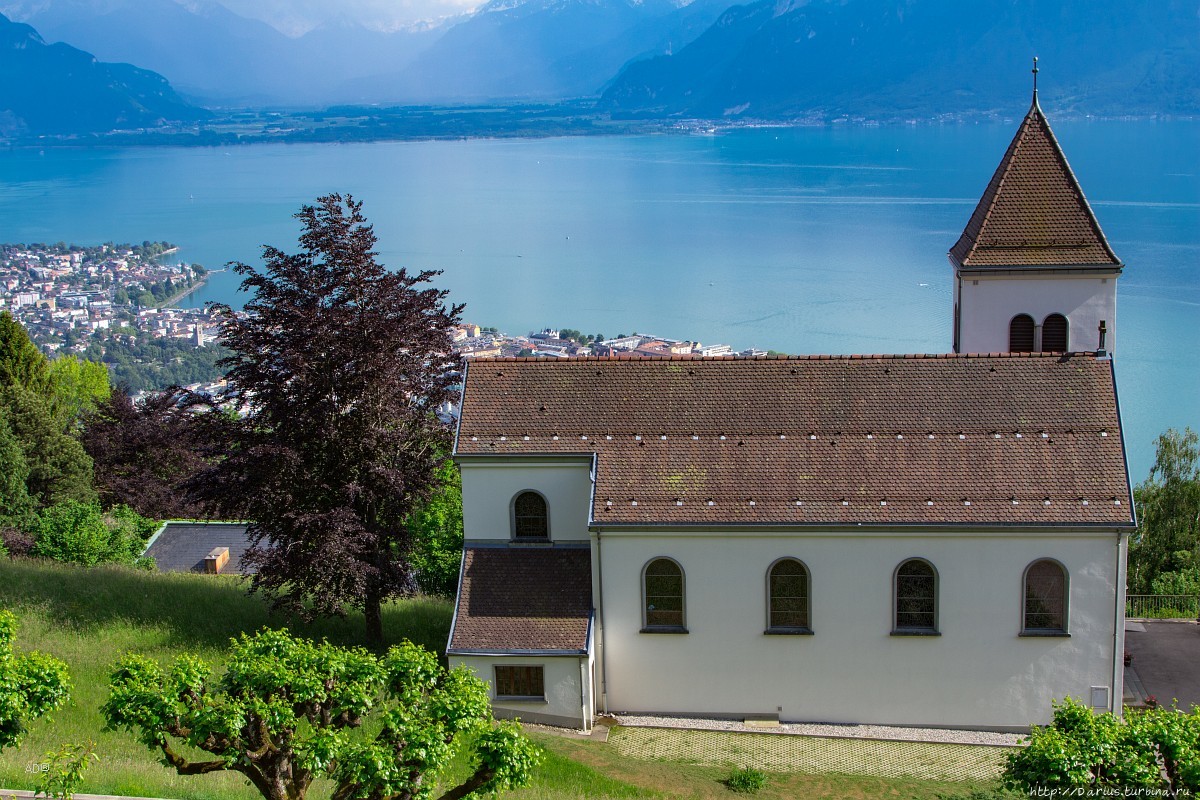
[610, 723, 1016, 782]
[616, 715, 1022, 746]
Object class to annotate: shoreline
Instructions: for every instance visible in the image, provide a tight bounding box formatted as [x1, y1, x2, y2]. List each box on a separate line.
[163, 274, 209, 308]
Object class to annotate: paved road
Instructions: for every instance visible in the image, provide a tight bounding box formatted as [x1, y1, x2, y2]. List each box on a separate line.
[1125, 620, 1200, 710]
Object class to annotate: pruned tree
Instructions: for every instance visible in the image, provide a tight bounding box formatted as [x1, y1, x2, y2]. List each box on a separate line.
[81, 387, 219, 520]
[196, 194, 463, 646]
[0, 609, 71, 751]
[102, 629, 540, 800]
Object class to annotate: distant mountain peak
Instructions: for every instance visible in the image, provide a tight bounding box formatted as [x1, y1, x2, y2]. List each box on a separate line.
[0, 11, 208, 136]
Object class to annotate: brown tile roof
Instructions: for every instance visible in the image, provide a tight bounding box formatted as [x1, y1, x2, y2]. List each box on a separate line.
[949, 101, 1121, 270]
[455, 355, 1134, 527]
[448, 546, 592, 653]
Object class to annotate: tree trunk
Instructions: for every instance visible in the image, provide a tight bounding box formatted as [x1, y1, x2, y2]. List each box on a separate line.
[364, 584, 383, 650]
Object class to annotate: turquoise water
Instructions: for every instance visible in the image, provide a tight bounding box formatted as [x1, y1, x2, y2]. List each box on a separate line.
[0, 121, 1196, 481]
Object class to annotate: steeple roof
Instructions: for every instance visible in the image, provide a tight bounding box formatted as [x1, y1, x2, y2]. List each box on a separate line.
[950, 99, 1122, 270]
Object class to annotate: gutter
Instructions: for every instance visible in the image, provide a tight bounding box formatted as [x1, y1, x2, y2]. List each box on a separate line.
[451, 359, 468, 456]
[446, 648, 588, 657]
[444, 548, 467, 657]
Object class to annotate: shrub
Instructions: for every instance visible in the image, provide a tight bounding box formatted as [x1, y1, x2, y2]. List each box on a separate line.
[725, 766, 767, 793]
[1004, 697, 1200, 793]
[0, 609, 71, 751]
[32, 500, 157, 567]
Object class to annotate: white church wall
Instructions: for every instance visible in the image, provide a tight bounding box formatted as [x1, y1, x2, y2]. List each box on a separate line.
[453, 655, 589, 728]
[957, 272, 1117, 354]
[459, 458, 593, 542]
[595, 527, 1123, 730]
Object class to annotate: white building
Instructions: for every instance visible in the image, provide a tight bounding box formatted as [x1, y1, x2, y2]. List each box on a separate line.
[447, 90, 1135, 732]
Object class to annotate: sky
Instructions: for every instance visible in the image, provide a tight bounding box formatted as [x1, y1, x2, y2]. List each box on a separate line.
[208, 0, 481, 33]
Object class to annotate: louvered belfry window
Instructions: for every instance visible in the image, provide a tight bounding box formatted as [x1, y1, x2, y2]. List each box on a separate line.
[1042, 314, 1068, 352]
[512, 491, 548, 540]
[1009, 314, 1035, 352]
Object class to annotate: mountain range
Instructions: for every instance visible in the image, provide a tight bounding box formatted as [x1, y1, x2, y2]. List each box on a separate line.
[2, 0, 1198, 136]
[0, 11, 208, 136]
[2, 0, 730, 106]
[600, 0, 1200, 119]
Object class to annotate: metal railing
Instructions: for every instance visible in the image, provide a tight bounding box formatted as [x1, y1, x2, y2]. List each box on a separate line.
[1126, 594, 1200, 619]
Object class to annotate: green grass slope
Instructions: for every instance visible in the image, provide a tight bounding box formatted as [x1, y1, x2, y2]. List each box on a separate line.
[0, 559, 1010, 799]
[0, 559, 451, 798]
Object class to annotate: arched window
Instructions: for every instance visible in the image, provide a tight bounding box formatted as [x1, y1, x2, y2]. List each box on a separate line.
[642, 558, 685, 632]
[894, 559, 938, 634]
[511, 491, 549, 540]
[1023, 559, 1068, 633]
[1009, 314, 1035, 352]
[1042, 314, 1068, 352]
[767, 558, 811, 633]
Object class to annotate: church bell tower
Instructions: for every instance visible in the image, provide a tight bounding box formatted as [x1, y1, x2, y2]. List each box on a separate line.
[950, 59, 1123, 355]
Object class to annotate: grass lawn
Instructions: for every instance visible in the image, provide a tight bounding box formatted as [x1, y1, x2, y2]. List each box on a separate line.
[0, 559, 1012, 799]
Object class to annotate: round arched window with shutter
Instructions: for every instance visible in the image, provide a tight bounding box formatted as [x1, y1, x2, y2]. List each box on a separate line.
[1009, 314, 1035, 352]
[1042, 313, 1068, 352]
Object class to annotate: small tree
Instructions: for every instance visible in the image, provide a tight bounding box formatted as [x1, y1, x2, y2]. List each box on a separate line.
[197, 194, 463, 646]
[81, 388, 219, 520]
[406, 462, 464, 597]
[0, 609, 71, 751]
[103, 629, 540, 800]
[1128, 427, 1200, 594]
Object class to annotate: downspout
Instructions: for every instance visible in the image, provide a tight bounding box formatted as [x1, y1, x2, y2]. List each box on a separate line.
[597, 530, 608, 714]
[1110, 354, 1136, 716]
[1113, 529, 1128, 716]
[588, 453, 609, 715]
[580, 655, 590, 733]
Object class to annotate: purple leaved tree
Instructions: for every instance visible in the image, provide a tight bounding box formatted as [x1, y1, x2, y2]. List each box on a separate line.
[199, 194, 463, 646]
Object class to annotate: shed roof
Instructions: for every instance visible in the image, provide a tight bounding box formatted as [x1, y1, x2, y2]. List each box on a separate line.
[949, 100, 1121, 270]
[455, 354, 1134, 527]
[448, 546, 592, 654]
[144, 522, 253, 574]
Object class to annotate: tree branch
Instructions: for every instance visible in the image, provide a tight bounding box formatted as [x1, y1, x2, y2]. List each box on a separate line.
[159, 740, 229, 776]
[434, 763, 497, 800]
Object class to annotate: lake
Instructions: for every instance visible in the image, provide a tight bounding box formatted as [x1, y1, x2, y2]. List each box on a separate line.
[0, 120, 1196, 481]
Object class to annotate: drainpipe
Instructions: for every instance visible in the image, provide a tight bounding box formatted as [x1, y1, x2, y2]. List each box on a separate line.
[579, 657, 590, 733]
[596, 530, 609, 715]
[1112, 529, 1129, 716]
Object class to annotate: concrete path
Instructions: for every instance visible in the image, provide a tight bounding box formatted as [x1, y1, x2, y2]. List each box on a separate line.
[1125, 619, 1200, 710]
[609, 726, 1008, 782]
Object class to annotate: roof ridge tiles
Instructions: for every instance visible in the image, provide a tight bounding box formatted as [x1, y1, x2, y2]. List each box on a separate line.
[471, 351, 1102, 364]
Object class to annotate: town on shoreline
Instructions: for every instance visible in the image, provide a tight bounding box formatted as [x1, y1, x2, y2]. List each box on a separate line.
[3, 240, 771, 396]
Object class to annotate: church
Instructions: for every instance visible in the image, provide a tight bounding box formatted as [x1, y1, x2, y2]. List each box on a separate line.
[445, 78, 1136, 732]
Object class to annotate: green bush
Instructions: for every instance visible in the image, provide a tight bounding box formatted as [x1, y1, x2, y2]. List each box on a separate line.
[1004, 697, 1200, 792]
[724, 766, 767, 794]
[32, 500, 156, 567]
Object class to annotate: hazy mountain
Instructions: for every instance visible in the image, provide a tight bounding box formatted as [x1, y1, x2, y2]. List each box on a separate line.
[600, 0, 1200, 118]
[2, 0, 443, 105]
[381, 0, 729, 103]
[0, 12, 208, 136]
